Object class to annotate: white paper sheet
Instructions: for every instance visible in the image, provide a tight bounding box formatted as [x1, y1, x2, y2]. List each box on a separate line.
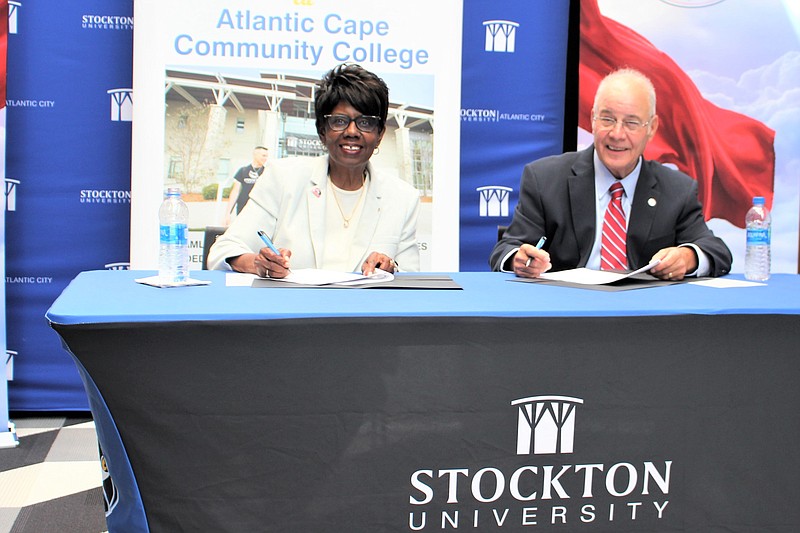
[225, 273, 258, 287]
[689, 278, 767, 288]
[135, 276, 211, 288]
[259, 268, 394, 286]
[538, 259, 661, 285]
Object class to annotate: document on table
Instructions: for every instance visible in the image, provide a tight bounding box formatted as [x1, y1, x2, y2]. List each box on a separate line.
[689, 278, 766, 288]
[257, 268, 394, 286]
[253, 273, 462, 290]
[226, 273, 258, 287]
[538, 259, 661, 285]
[135, 276, 212, 288]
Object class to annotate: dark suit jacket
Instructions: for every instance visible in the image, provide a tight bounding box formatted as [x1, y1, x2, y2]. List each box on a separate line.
[489, 147, 733, 276]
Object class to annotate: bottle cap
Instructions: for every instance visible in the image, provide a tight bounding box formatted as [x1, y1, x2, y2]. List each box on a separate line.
[753, 196, 765, 205]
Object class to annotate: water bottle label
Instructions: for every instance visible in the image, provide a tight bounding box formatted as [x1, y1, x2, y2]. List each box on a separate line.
[746, 228, 770, 246]
[159, 223, 188, 245]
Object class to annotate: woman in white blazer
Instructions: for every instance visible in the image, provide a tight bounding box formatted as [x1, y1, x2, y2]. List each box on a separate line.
[207, 64, 420, 277]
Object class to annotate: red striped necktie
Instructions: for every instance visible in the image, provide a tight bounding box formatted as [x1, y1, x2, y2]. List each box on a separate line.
[600, 181, 628, 271]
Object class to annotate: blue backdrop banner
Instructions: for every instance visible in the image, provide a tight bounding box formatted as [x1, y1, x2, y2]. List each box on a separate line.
[459, 1, 570, 271]
[6, 0, 133, 410]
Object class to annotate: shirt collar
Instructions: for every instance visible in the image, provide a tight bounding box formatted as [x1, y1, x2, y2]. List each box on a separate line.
[593, 151, 642, 202]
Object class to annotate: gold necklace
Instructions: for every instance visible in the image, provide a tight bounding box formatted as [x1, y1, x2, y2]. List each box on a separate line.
[329, 176, 366, 228]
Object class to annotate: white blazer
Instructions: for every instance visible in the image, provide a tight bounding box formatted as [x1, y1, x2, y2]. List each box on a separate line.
[207, 156, 420, 272]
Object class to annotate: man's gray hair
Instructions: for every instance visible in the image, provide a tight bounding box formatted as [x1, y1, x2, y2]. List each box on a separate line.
[593, 67, 657, 118]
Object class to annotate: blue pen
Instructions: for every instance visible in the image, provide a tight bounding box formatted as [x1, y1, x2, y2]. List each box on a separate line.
[525, 236, 547, 267]
[257, 230, 281, 256]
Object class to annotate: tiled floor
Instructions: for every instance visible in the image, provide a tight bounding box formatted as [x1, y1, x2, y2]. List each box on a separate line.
[0, 415, 107, 533]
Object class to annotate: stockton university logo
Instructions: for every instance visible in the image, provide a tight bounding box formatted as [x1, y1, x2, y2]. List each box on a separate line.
[5, 179, 19, 211]
[108, 88, 133, 122]
[407, 395, 672, 530]
[483, 20, 519, 53]
[477, 186, 512, 217]
[9, 1, 20, 34]
[512, 396, 583, 455]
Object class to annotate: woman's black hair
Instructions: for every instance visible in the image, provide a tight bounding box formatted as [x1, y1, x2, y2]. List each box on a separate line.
[314, 64, 389, 135]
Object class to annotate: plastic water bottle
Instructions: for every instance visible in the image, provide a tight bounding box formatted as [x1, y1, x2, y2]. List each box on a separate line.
[744, 196, 771, 281]
[158, 187, 189, 283]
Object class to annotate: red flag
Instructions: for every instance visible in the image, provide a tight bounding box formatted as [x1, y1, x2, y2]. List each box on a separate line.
[579, 0, 775, 227]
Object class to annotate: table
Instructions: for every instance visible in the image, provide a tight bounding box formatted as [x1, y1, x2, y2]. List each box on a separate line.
[46, 271, 800, 532]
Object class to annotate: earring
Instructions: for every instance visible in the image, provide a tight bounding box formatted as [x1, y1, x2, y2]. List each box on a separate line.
[373, 146, 380, 155]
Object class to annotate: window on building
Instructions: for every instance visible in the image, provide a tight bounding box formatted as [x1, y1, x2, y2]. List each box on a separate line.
[217, 158, 231, 182]
[167, 156, 184, 182]
[411, 139, 433, 197]
[292, 101, 310, 119]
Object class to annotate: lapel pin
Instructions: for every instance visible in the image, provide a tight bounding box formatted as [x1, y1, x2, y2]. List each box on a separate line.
[312, 187, 321, 198]
[648, 197, 657, 207]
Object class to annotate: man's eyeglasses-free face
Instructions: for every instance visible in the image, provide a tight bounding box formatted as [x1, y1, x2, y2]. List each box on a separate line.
[324, 114, 381, 133]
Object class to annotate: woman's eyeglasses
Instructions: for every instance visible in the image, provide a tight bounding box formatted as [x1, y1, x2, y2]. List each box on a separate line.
[324, 114, 381, 133]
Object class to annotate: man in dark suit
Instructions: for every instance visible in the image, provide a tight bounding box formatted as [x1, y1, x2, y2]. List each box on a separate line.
[490, 68, 732, 280]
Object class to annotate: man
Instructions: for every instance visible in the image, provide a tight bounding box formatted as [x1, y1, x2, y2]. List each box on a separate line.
[226, 146, 269, 224]
[490, 68, 732, 280]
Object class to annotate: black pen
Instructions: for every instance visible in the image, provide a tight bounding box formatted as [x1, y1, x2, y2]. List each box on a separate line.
[525, 236, 547, 267]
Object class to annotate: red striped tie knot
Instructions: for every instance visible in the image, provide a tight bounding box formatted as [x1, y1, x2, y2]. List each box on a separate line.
[610, 181, 624, 200]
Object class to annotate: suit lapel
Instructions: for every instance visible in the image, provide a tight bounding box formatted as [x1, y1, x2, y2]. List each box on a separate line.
[628, 160, 659, 269]
[306, 157, 329, 268]
[569, 148, 597, 266]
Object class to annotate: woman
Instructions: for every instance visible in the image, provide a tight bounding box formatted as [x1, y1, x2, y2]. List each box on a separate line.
[207, 64, 420, 277]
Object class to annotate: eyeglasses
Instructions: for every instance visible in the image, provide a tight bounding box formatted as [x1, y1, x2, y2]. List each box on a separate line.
[593, 114, 651, 133]
[324, 114, 381, 133]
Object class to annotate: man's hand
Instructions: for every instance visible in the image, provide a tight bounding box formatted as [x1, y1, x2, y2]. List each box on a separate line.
[649, 246, 697, 280]
[513, 244, 551, 278]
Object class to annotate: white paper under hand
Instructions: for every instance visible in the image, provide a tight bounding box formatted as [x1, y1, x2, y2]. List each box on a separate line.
[538, 259, 661, 285]
[263, 268, 394, 286]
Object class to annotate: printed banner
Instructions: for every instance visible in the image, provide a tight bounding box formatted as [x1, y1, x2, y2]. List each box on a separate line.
[459, 2, 571, 271]
[129, 0, 464, 272]
[580, 0, 799, 274]
[5, 0, 133, 410]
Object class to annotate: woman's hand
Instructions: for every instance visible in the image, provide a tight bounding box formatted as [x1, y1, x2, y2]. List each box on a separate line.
[362, 252, 396, 276]
[256, 246, 292, 278]
[230, 249, 292, 278]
